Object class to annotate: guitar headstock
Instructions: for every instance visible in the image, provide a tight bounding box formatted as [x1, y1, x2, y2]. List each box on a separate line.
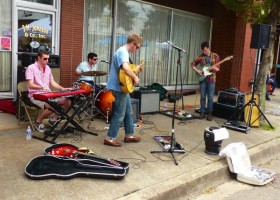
[225, 55, 233, 61]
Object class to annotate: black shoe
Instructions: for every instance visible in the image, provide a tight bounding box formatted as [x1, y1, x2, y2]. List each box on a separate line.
[199, 112, 205, 119]
[207, 112, 212, 121]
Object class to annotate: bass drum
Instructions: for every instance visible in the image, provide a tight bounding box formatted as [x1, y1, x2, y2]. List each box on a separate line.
[95, 89, 115, 117]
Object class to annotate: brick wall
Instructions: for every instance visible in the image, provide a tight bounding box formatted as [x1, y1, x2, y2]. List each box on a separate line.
[227, 18, 256, 93]
[211, 1, 236, 92]
[60, 0, 84, 87]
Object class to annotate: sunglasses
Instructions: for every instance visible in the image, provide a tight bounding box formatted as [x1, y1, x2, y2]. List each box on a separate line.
[43, 57, 49, 60]
[93, 58, 98, 61]
[133, 42, 140, 49]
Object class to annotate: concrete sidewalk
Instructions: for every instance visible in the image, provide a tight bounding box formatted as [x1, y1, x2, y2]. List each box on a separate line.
[0, 89, 279, 200]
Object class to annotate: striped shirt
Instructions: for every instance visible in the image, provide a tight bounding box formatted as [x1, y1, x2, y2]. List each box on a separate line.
[192, 52, 220, 82]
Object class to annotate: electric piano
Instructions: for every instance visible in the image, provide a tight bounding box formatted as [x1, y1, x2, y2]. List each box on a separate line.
[32, 89, 98, 144]
[33, 89, 87, 102]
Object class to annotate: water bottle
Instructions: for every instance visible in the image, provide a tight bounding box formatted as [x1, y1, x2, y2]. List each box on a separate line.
[164, 103, 168, 111]
[26, 126, 32, 140]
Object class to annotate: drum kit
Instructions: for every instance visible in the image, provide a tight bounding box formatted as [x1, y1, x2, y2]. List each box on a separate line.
[73, 70, 114, 123]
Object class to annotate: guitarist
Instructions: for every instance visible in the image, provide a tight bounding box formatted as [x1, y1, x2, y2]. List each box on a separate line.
[191, 41, 220, 121]
[104, 33, 144, 147]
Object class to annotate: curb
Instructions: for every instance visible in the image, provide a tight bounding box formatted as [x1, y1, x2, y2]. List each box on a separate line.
[117, 137, 280, 200]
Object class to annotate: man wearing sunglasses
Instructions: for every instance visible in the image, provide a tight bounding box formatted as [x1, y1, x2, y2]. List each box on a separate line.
[104, 33, 144, 147]
[75, 52, 99, 91]
[25, 50, 71, 132]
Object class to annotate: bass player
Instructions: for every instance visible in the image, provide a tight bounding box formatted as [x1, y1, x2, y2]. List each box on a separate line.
[191, 41, 220, 121]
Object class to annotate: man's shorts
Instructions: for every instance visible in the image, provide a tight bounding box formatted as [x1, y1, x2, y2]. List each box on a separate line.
[30, 97, 66, 109]
[30, 97, 45, 109]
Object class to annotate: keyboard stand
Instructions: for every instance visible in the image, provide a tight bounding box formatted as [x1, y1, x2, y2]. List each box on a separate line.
[33, 94, 98, 144]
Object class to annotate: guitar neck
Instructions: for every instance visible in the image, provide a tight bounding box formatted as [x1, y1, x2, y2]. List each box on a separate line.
[209, 56, 233, 70]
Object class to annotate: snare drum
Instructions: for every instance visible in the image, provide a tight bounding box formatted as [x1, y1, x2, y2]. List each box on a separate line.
[79, 81, 93, 95]
[95, 89, 115, 117]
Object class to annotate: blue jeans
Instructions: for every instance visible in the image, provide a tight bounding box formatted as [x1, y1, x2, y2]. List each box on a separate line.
[200, 79, 215, 113]
[107, 90, 134, 139]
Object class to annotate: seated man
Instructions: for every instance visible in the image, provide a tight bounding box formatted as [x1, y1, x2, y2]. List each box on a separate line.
[25, 50, 71, 132]
[266, 73, 276, 100]
[75, 52, 99, 93]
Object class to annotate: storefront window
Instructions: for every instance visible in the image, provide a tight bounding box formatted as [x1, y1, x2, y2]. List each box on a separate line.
[0, 0, 12, 92]
[85, 0, 113, 84]
[85, 0, 211, 86]
[18, 10, 53, 53]
[20, 0, 54, 6]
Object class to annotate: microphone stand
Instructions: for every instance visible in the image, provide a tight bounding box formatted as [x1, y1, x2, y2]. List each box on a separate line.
[151, 43, 186, 165]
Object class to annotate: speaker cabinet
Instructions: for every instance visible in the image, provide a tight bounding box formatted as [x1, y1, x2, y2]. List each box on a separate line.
[212, 102, 243, 120]
[250, 24, 271, 49]
[131, 90, 160, 114]
[131, 98, 140, 123]
[113, 98, 139, 124]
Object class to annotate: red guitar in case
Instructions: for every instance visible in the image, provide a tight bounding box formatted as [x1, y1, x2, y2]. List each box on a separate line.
[25, 143, 129, 180]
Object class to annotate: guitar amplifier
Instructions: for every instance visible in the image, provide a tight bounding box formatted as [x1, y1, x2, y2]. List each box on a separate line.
[131, 90, 160, 114]
[217, 89, 245, 108]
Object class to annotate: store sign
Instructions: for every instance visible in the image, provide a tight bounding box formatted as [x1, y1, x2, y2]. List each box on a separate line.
[22, 24, 49, 39]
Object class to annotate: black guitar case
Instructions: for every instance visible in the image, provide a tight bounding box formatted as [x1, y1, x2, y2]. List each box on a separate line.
[25, 155, 126, 180]
[25, 143, 130, 180]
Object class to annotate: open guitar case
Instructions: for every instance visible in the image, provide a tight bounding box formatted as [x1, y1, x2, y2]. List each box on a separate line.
[25, 143, 130, 180]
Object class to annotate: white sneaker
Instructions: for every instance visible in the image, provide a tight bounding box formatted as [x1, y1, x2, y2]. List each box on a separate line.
[34, 122, 46, 132]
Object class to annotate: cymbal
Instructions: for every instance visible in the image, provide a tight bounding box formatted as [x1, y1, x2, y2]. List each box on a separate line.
[82, 71, 108, 76]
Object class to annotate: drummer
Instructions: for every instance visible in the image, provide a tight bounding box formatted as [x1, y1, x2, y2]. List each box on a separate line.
[75, 52, 99, 92]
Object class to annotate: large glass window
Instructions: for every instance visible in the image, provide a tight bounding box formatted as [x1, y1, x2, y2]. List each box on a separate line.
[85, 0, 113, 84]
[0, 0, 12, 92]
[20, 0, 54, 6]
[18, 11, 53, 53]
[85, 0, 212, 87]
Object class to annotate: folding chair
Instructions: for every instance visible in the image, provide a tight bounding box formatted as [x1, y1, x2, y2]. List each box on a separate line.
[18, 81, 40, 131]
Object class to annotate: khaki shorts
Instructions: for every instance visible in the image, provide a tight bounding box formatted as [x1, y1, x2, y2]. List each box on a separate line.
[30, 97, 68, 110]
[30, 97, 45, 109]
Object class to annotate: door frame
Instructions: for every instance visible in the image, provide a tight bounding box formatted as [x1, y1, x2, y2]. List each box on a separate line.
[11, 0, 61, 100]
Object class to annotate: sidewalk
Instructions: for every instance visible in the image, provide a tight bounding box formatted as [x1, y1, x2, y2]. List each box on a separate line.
[0, 89, 279, 200]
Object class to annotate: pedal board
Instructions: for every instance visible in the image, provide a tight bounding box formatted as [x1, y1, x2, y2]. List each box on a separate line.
[222, 121, 250, 134]
[153, 136, 186, 153]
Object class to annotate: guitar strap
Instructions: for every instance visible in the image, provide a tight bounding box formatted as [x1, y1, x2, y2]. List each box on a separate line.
[129, 57, 133, 64]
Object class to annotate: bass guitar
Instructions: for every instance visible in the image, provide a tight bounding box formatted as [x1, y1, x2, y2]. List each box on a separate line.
[47, 145, 121, 167]
[119, 60, 144, 93]
[198, 55, 233, 81]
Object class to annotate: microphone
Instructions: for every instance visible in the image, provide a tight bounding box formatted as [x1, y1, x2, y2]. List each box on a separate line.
[101, 60, 110, 64]
[166, 41, 187, 53]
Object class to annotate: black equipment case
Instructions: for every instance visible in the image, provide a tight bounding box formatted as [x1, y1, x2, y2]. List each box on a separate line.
[217, 88, 245, 108]
[25, 143, 129, 180]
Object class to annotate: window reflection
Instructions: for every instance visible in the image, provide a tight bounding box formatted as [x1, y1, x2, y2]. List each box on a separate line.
[18, 10, 52, 53]
[20, 0, 53, 6]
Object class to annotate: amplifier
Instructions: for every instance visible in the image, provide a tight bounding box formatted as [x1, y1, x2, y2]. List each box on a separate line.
[131, 90, 160, 114]
[213, 102, 244, 121]
[217, 91, 245, 108]
[113, 98, 139, 123]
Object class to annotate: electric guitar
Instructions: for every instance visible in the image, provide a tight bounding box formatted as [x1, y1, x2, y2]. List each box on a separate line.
[198, 55, 233, 81]
[119, 60, 144, 93]
[47, 145, 121, 167]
